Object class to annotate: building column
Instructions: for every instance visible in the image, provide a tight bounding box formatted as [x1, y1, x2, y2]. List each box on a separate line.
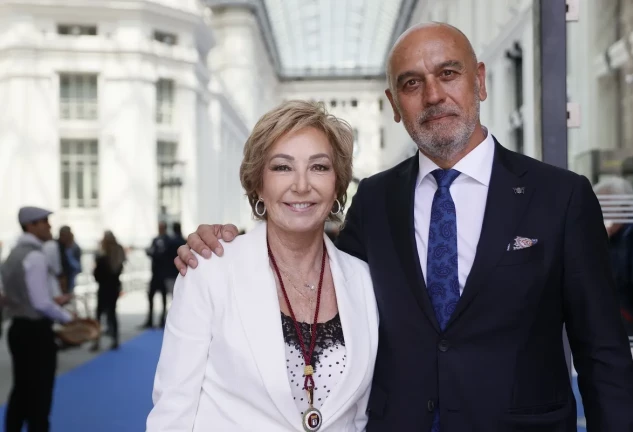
[100, 74, 157, 248]
[0, 73, 59, 239]
[176, 73, 200, 235]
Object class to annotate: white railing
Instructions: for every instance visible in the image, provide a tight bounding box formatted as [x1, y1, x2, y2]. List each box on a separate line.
[60, 98, 98, 120]
[597, 194, 633, 224]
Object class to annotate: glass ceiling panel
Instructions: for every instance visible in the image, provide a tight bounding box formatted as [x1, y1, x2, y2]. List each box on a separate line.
[264, 0, 404, 77]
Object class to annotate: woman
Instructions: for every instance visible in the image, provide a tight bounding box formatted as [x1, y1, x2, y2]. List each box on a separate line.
[146, 101, 378, 431]
[91, 230, 125, 351]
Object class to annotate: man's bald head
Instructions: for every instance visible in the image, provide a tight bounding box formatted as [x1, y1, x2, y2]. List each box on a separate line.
[386, 22, 478, 91]
[383, 21, 487, 167]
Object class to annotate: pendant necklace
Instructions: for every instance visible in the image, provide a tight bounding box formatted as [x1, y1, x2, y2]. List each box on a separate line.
[279, 264, 317, 291]
[278, 269, 316, 335]
[268, 238, 327, 432]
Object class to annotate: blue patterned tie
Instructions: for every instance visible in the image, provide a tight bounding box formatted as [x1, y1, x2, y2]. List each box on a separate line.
[426, 168, 461, 432]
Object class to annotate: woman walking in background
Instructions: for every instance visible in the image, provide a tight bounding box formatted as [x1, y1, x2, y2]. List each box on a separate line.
[91, 231, 125, 351]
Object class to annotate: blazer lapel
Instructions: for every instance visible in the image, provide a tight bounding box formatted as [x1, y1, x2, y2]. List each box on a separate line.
[447, 140, 536, 328]
[386, 154, 441, 332]
[232, 223, 301, 430]
[319, 237, 371, 424]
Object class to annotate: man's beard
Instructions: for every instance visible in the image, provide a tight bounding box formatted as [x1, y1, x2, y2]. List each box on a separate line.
[404, 89, 480, 163]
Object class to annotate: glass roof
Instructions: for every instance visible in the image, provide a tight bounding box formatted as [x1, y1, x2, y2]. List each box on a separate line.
[263, 0, 405, 78]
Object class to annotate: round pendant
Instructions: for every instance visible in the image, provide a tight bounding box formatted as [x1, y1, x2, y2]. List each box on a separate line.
[302, 407, 323, 431]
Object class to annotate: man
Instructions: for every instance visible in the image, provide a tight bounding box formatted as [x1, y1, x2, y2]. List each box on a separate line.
[174, 23, 633, 431]
[42, 226, 77, 296]
[1, 206, 74, 432]
[142, 221, 171, 328]
[593, 177, 633, 336]
[164, 222, 186, 295]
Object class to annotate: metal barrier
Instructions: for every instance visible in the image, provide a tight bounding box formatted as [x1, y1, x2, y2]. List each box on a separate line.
[69, 249, 151, 319]
[597, 194, 633, 224]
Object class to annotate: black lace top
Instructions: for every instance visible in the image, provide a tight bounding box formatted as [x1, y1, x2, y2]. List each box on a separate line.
[281, 312, 346, 415]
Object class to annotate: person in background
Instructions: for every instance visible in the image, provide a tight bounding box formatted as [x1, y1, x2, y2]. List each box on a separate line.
[142, 222, 171, 328]
[42, 226, 76, 297]
[91, 231, 126, 351]
[64, 228, 82, 294]
[164, 222, 186, 296]
[594, 177, 633, 336]
[1, 206, 74, 432]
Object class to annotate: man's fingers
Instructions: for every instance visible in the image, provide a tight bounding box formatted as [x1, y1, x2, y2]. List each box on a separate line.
[174, 255, 188, 276]
[197, 224, 224, 257]
[221, 224, 239, 242]
[179, 239, 200, 270]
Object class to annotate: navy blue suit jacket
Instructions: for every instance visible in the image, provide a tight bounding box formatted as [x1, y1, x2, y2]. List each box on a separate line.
[336, 140, 633, 431]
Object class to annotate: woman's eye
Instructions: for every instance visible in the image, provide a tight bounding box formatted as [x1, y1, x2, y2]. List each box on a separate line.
[271, 164, 291, 171]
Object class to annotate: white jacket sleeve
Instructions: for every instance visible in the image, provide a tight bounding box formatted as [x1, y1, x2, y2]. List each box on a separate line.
[146, 257, 215, 431]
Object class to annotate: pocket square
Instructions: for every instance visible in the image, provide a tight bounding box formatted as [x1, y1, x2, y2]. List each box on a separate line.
[507, 236, 538, 251]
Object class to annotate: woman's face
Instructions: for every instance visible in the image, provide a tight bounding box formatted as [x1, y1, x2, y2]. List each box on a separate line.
[259, 126, 337, 235]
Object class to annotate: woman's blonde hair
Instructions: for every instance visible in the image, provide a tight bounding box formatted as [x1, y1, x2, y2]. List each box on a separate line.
[101, 230, 126, 272]
[239, 100, 354, 223]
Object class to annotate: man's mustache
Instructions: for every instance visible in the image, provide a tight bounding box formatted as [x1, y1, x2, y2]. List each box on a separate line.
[418, 107, 460, 123]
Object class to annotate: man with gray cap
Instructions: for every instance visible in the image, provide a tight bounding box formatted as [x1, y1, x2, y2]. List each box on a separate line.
[1, 206, 74, 432]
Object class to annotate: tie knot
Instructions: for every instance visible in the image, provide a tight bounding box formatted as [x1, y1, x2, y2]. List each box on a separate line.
[431, 169, 460, 188]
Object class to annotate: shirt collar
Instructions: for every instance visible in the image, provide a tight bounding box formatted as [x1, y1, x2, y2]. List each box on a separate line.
[416, 126, 495, 188]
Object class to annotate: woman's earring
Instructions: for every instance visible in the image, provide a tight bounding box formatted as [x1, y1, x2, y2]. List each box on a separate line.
[331, 199, 342, 215]
[255, 198, 266, 217]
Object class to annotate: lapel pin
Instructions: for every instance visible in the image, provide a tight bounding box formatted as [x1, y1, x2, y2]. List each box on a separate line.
[513, 187, 525, 195]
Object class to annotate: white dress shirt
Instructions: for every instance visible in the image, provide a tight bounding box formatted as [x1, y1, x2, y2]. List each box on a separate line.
[42, 240, 62, 297]
[20, 234, 73, 323]
[414, 128, 495, 295]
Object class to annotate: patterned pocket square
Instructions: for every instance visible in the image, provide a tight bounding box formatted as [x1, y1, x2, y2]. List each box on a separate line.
[507, 236, 538, 251]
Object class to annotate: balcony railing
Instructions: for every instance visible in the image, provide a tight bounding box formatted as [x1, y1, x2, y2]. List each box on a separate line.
[156, 103, 173, 124]
[60, 98, 98, 120]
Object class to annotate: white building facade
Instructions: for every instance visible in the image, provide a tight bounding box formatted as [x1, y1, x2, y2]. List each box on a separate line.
[0, 0, 275, 252]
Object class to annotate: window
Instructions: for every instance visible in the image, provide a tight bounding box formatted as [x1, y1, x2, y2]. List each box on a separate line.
[154, 30, 177, 45]
[57, 24, 97, 36]
[60, 74, 98, 120]
[61, 139, 98, 208]
[380, 127, 385, 149]
[351, 99, 358, 107]
[157, 141, 182, 218]
[156, 79, 174, 124]
[378, 98, 383, 111]
[353, 128, 359, 156]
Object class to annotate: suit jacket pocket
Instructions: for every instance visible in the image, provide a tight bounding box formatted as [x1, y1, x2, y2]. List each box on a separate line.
[497, 243, 543, 266]
[504, 400, 572, 431]
[366, 384, 388, 419]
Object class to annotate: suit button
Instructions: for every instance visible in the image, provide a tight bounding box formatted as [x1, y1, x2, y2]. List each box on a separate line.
[427, 400, 435, 412]
[438, 339, 450, 352]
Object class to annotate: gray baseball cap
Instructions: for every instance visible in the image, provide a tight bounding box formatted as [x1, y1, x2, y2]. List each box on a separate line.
[18, 206, 53, 225]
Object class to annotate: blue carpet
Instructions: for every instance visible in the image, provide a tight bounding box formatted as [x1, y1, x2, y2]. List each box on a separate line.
[0, 330, 163, 432]
[573, 375, 587, 432]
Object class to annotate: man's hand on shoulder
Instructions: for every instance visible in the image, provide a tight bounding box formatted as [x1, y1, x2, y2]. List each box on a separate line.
[174, 224, 239, 276]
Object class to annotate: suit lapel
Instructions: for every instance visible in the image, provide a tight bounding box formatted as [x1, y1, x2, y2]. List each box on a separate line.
[319, 237, 371, 424]
[447, 140, 535, 328]
[232, 223, 301, 430]
[386, 154, 441, 333]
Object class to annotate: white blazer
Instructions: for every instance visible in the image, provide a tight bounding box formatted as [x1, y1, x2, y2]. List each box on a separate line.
[146, 222, 379, 432]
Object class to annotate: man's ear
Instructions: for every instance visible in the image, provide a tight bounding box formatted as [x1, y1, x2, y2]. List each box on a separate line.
[385, 89, 402, 123]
